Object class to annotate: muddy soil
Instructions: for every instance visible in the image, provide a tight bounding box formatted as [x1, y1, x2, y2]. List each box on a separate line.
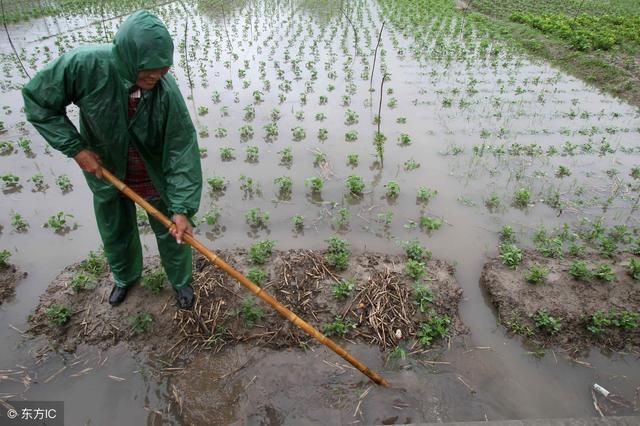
[0, 264, 25, 304]
[481, 251, 640, 354]
[28, 250, 465, 363]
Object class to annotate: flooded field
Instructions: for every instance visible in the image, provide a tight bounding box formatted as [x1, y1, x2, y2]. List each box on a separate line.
[0, 0, 639, 424]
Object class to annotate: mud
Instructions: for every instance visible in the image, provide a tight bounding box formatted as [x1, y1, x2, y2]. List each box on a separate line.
[0, 264, 25, 305]
[28, 250, 465, 362]
[480, 250, 640, 354]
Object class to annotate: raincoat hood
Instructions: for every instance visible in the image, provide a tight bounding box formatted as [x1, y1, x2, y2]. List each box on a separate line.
[113, 10, 174, 83]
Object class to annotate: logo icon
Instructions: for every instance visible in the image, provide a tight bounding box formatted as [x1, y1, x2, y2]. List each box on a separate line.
[6, 408, 18, 419]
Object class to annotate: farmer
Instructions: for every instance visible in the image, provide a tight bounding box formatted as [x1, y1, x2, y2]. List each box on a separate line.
[22, 10, 202, 309]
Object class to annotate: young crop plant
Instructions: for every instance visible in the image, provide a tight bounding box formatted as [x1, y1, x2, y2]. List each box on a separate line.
[499, 243, 523, 269]
[278, 147, 292, 165]
[315, 112, 326, 121]
[305, 176, 323, 193]
[239, 297, 265, 327]
[335, 207, 350, 228]
[239, 125, 254, 140]
[16, 137, 33, 155]
[403, 159, 420, 171]
[80, 250, 107, 275]
[202, 207, 222, 226]
[533, 310, 561, 335]
[387, 346, 408, 362]
[197, 106, 209, 116]
[45, 212, 73, 233]
[344, 109, 359, 125]
[598, 237, 617, 258]
[419, 215, 443, 231]
[413, 284, 433, 313]
[318, 128, 329, 141]
[28, 173, 46, 191]
[207, 176, 227, 192]
[270, 108, 281, 121]
[246, 267, 267, 286]
[555, 165, 571, 178]
[512, 188, 531, 208]
[141, 269, 167, 294]
[10, 211, 28, 232]
[319, 95, 328, 105]
[384, 181, 400, 199]
[405, 259, 426, 280]
[332, 278, 356, 301]
[70, 272, 96, 292]
[46, 304, 72, 326]
[291, 214, 304, 231]
[199, 147, 208, 158]
[313, 151, 327, 167]
[211, 91, 221, 103]
[245, 145, 259, 162]
[323, 316, 355, 337]
[416, 186, 437, 204]
[0, 249, 11, 268]
[55, 174, 73, 192]
[628, 257, 640, 280]
[569, 260, 592, 281]
[346, 154, 359, 167]
[416, 312, 450, 346]
[593, 264, 616, 282]
[526, 264, 548, 284]
[586, 310, 611, 335]
[325, 237, 350, 271]
[215, 127, 228, 138]
[294, 110, 305, 121]
[345, 175, 365, 196]
[248, 240, 275, 265]
[398, 133, 411, 145]
[401, 239, 431, 262]
[0, 141, 13, 155]
[219, 147, 235, 161]
[264, 123, 279, 141]
[396, 117, 407, 124]
[245, 208, 269, 228]
[292, 127, 306, 141]
[129, 312, 154, 333]
[344, 130, 358, 142]
[274, 176, 293, 199]
[485, 192, 500, 210]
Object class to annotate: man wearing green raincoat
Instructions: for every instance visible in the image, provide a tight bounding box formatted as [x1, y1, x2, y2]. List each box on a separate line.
[22, 11, 202, 309]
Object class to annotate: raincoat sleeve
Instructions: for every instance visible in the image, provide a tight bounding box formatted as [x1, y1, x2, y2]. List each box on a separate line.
[21, 52, 88, 158]
[161, 78, 202, 218]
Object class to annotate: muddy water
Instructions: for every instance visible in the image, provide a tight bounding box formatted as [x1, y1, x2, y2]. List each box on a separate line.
[1, 0, 639, 424]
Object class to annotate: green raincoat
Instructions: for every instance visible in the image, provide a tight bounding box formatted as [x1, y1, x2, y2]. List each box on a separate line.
[22, 10, 202, 289]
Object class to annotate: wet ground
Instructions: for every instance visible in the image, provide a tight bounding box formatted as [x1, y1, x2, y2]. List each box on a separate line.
[1, 0, 639, 424]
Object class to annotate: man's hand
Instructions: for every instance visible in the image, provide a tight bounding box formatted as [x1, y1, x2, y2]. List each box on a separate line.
[74, 149, 103, 178]
[171, 214, 192, 244]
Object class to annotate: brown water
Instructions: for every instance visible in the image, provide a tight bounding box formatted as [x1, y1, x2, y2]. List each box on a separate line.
[1, 0, 639, 424]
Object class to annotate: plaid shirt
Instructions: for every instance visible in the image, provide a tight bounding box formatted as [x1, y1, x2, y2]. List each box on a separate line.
[125, 87, 159, 199]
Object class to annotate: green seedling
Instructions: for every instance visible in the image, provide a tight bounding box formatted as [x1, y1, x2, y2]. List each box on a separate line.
[513, 188, 531, 208]
[555, 165, 571, 178]
[419, 215, 442, 231]
[416, 312, 450, 346]
[129, 312, 153, 333]
[323, 316, 355, 337]
[238, 297, 265, 327]
[219, 147, 234, 161]
[199, 147, 207, 158]
[485, 192, 500, 210]
[46, 304, 72, 326]
[80, 250, 107, 275]
[202, 207, 222, 226]
[292, 127, 306, 141]
[70, 272, 96, 292]
[278, 147, 292, 165]
[387, 346, 407, 361]
[533, 310, 561, 335]
[569, 260, 592, 281]
[413, 284, 433, 313]
[344, 130, 358, 142]
[325, 237, 350, 271]
[313, 151, 327, 166]
[0, 141, 13, 155]
[239, 125, 254, 140]
[499, 225, 516, 243]
[55, 174, 73, 192]
[246, 267, 267, 286]
[416, 186, 436, 204]
[305, 176, 323, 193]
[593, 264, 616, 282]
[10, 211, 28, 232]
[401, 239, 431, 262]
[384, 181, 400, 198]
[344, 109, 358, 125]
[245, 145, 259, 162]
[396, 117, 407, 124]
[45, 212, 73, 232]
[345, 175, 365, 195]
[264, 123, 279, 141]
[335, 207, 350, 228]
[291, 214, 304, 231]
[0, 249, 11, 268]
[398, 133, 411, 145]
[346, 154, 359, 167]
[207, 176, 227, 192]
[248, 240, 275, 265]
[141, 269, 167, 294]
[403, 159, 420, 171]
[197, 106, 209, 116]
[270, 108, 281, 121]
[526, 265, 548, 284]
[315, 112, 326, 121]
[628, 257, 640, 280]
[215, 128, 228, 138]
[16, 137, 33, 155]
[1, 174, 20, 188]
[274, 176, 293, 198]
[245, 208, 269, 227]
[332, 278, 355, 301]
[405, 259, 426, 280]
[499, 243, 523, 269]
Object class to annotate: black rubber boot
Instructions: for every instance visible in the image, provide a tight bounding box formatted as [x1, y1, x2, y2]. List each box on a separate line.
[174, 285, 194, 310]
[109, 286, 129, 306]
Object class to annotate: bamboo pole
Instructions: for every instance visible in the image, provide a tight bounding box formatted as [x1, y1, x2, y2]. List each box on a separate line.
[100, 167, 390, 387]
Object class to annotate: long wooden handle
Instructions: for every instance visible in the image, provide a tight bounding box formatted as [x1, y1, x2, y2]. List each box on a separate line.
[100, 167, 390, 387]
